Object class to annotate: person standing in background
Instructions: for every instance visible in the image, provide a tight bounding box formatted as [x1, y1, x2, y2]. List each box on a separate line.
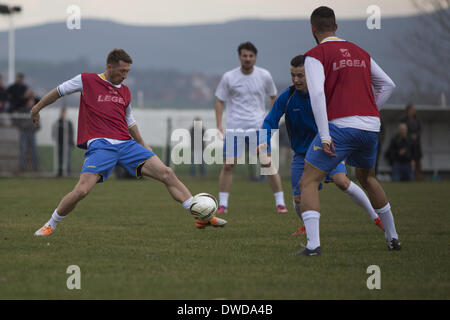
[52, 107, 75, 177]
[401, 103, 423, 181]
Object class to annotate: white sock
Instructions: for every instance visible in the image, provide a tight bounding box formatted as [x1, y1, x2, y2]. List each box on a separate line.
[375, 203, 399, 241]
[344, 181, 378, 221]
[274, 191, 286, 207]
[47, 209, 65, 229]
[293, 200, 302, 220]
[182, 197, 193, 211]
[301, 210, 321, 250]
[219, 192, 229, 207]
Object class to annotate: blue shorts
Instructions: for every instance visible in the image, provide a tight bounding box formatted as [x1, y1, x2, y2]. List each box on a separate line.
[305, 123, 378, 173]
[223, 129, 270, 159]
[291, 153, 347, 196]
[81, 139, 156, 183]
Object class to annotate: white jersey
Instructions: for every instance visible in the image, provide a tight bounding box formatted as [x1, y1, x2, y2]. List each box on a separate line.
[57, 74, 137, 146]
[215, 66, 277, 130]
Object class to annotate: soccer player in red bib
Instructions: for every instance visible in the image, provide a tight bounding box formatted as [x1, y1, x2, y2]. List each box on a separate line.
[31, 49, 226, 236]
[297, 7, 401, 255]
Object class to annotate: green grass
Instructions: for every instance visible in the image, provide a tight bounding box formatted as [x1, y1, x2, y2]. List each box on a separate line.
[0, 177, 449, 299]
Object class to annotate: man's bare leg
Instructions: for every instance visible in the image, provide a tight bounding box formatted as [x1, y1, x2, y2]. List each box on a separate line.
[57, 173, 100, 216]
[140, 156, 192, 203]
[34, 173, 100, 236]
[141, 155, 226, 228]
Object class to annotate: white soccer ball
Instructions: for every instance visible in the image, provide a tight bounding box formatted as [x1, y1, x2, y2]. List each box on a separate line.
[190, 193, 218, 221]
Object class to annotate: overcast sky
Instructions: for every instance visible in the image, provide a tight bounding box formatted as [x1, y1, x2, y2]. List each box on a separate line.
[0, 0, 423, 31]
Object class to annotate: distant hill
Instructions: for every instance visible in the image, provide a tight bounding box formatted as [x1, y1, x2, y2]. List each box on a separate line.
[0, 16, 445, 106]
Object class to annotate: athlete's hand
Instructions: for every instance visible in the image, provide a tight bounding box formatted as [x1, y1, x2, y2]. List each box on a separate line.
[257, 143, 271, 167]
[322, 140, 337, 158]
[30, 106, 40, 128]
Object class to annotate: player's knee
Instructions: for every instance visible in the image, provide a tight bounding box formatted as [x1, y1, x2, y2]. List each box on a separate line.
[334, 174, 350, 190]
[161, 166, 175, 183]
[73, 186, 90, 200]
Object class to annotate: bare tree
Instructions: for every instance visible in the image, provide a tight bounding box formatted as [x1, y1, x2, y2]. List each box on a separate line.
[397, 0, 450, 103]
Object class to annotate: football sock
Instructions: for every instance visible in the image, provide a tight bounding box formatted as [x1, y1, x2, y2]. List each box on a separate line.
[375, 203, 399, 241]
[344, 181, 378, 220]
[219, 192, 229, 207]
[293, 200, 302, 220]
[47, 209, 65, 229]
[274, 191, 286, 207]
[182, 197, 193, 211]
[301, 210, 321, 250]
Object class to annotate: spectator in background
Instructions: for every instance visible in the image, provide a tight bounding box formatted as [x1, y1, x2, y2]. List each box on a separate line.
[7, 73, 31, 113]
[401, 103, 423, 181]
[18, 94, 40, 172]
[385, 122, 414, 182]
[189, 117, 206, 177]
[52, 107, 74, 177]
[0, 75, 8, 113]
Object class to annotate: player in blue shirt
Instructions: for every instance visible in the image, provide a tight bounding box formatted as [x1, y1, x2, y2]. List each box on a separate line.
[261, 55, 384, 235]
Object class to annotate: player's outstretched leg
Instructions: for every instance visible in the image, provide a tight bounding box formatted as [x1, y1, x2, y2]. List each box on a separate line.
[141, 155, 226, 228]
[355, 168, 401, 250]
[332, 173, 385, 232]
[34, 173, 100, 236]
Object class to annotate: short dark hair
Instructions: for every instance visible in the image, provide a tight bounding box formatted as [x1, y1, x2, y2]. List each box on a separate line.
[310, 6, 336, 32]
[238, 42, 258, 55]
[107, 48, 133, 66]
[290, 55, 304, 67]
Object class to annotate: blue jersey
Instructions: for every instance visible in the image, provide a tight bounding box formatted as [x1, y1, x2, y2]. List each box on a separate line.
[262, 87, 317, 155]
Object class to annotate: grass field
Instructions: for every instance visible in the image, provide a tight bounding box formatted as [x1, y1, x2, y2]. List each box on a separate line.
[0, 177, 449, 299]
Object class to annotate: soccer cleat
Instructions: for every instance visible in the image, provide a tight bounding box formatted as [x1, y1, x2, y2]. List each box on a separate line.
[387, 238, 401, 251]
[291, 226, 306, 236]
[294, 246, 322, 256]
[34, 224, 54, 236]
[195, 216, 227, 229]
[216, 205, 228, 214]
[277, 205, 288, 214]
[374, 217, 385, 232]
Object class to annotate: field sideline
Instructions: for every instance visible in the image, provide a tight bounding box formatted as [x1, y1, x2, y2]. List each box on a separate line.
[0, 177, 449, 299]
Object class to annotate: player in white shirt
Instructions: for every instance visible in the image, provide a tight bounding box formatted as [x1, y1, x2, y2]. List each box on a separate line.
[215, 42, 288, 214]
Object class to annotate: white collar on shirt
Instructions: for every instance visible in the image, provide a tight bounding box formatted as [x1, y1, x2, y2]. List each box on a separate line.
[98, 73, 122, 88]
[320, 36, 345, 44]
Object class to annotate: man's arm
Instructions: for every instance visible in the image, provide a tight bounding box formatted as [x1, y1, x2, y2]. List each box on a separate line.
[259, 93, 287, 166]
[304, 56, 336, 157]
[129, 124, 152, 151]
[30, 88, 60, 128]
[371, 58, 396, 109]
[30, 74, 82, 128]
[269, 95, 277, 108]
